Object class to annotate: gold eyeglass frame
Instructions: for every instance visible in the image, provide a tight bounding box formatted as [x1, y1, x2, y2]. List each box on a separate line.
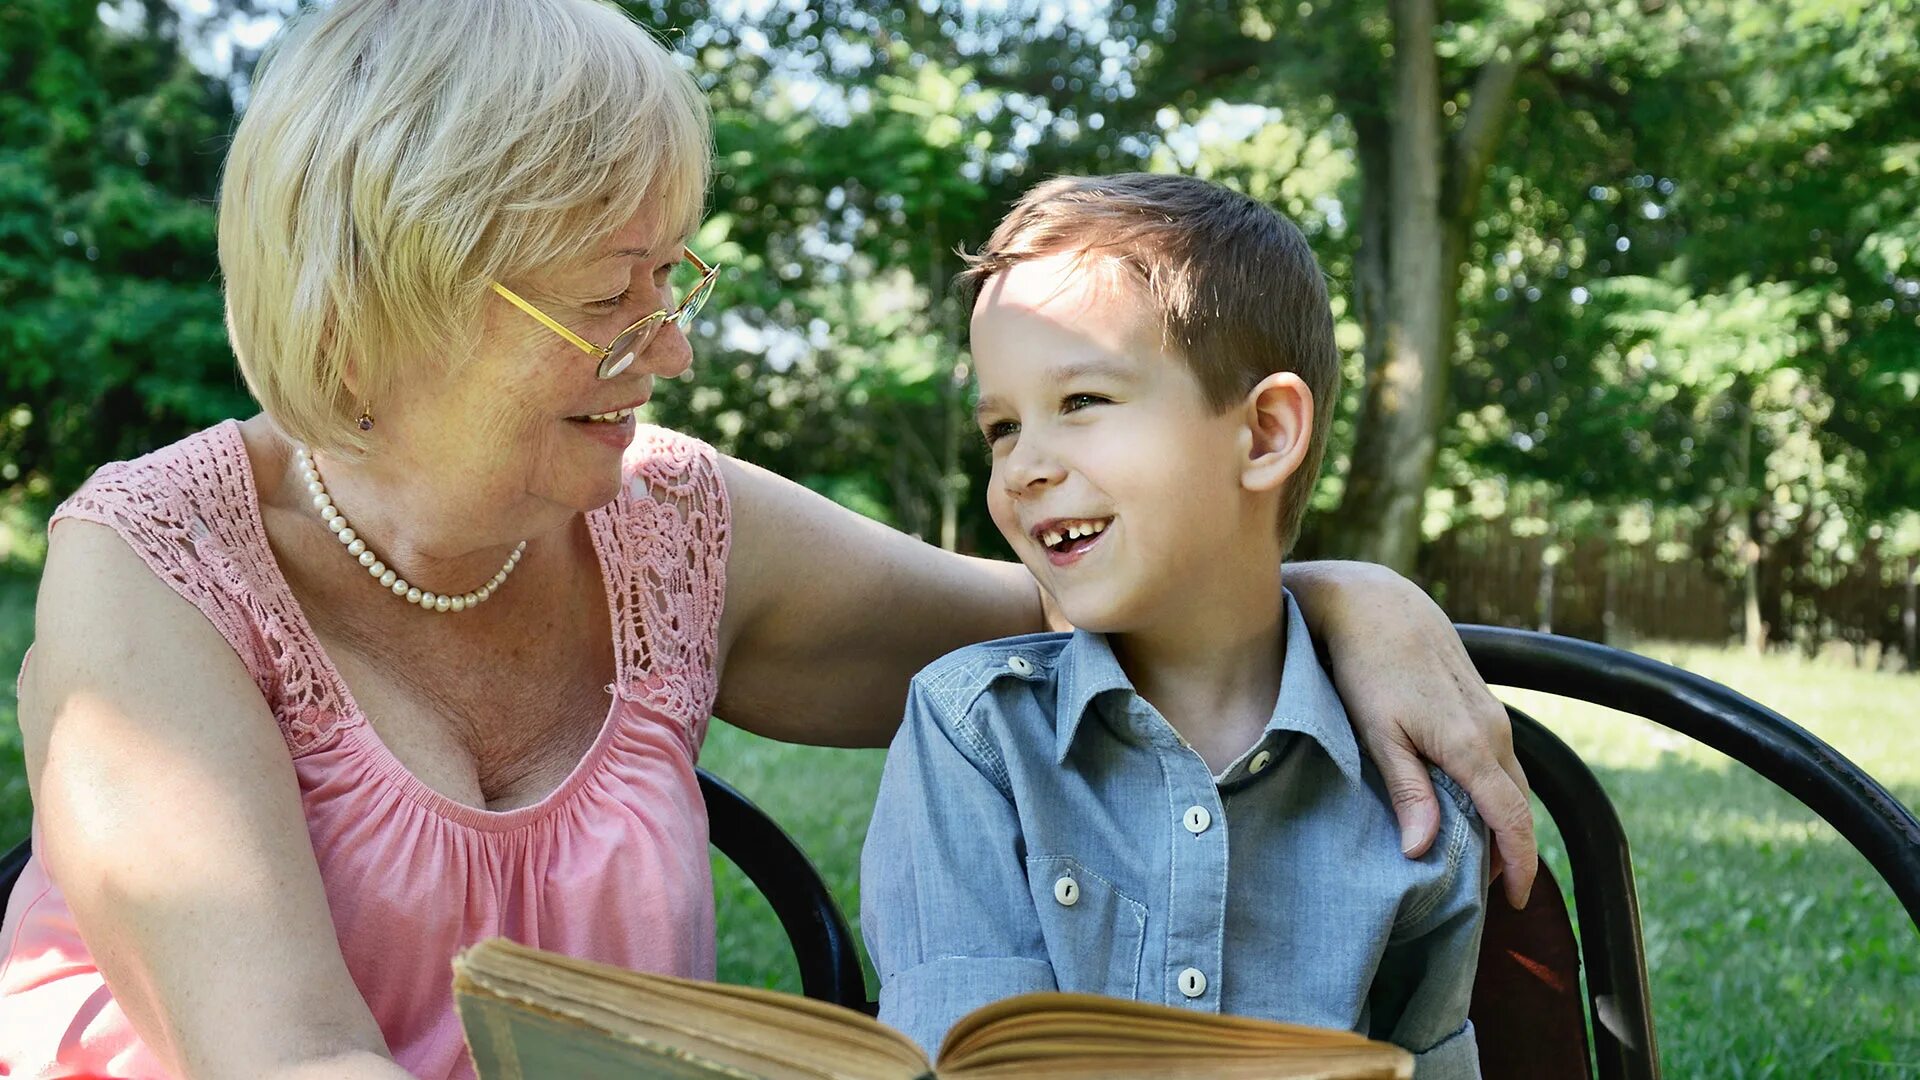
[490, 248, 719, 379]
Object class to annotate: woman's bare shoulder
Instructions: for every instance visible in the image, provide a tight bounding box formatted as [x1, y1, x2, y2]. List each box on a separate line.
[25, 517, 272, 733]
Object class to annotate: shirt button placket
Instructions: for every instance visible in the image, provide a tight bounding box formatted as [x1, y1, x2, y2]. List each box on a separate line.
[1162, 741, 1226, 1012]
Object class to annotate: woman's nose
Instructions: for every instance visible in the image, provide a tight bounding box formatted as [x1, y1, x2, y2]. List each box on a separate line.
[644, 323, 694, 380]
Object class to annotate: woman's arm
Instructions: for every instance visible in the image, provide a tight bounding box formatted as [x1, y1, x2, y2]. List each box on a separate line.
[713, 456, 1041, 748]
[714, 458, 1534, 906]
[20, 522, 412, 1080]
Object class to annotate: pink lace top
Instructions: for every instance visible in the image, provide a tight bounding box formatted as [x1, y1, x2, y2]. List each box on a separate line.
[0, 419, 732, 1078]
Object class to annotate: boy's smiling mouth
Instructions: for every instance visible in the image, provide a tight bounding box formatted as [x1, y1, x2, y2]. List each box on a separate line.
[1032, 516, 1113, 566]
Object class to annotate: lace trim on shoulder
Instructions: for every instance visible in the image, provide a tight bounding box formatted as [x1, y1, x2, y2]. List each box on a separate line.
[591, 427, 732, 742]
[51, 422, 355, 755]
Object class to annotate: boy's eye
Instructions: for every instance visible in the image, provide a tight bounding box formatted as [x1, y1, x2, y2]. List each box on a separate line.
[1063, 393, 1109, 412]
[981, 419, 1020, 446]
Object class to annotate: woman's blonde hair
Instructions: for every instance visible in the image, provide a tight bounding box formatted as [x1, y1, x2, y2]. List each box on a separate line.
[219, 0, 711, 455]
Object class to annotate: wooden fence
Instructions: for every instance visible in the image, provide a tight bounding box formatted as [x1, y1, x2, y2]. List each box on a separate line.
[1417, 523, 1918, 671]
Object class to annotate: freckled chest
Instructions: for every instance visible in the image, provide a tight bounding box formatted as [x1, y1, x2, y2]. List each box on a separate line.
[295, 524, 621, 813]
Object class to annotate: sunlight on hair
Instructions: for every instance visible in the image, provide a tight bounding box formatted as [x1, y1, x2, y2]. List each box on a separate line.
[218, 0, 711, 456]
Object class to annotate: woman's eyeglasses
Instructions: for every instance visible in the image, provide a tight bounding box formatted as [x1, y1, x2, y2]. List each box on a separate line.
[491, 248, 719, 379]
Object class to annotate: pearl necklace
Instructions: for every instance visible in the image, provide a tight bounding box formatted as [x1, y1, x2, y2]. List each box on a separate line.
[296, 447, 525, 613]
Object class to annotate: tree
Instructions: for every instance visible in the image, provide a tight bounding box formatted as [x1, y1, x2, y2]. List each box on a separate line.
[0, 0, 254, 515]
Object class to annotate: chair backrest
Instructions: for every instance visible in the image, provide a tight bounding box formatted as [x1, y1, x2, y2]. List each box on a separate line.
[1469, 708, 1650, 1080]
[696, 770, 868, 1009]
[0, 834, 26, 918]
[1459, 625, 1920, 1080]
[1470, 854, 1593, 1078]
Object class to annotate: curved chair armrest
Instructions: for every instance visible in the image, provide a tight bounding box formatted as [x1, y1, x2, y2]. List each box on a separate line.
[0, 833, 27, 917]
[698, 768, 870, 1011]
[1458, 625, 1920, 928]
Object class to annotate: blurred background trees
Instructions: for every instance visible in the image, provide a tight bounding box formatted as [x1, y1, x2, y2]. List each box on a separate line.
[3, 0, 1915, 663]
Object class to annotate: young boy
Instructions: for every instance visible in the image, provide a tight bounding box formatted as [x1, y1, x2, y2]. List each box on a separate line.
[860, 173, 1489, 1077]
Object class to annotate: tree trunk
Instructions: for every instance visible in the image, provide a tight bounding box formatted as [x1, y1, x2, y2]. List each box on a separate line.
[1538, 547, 1557, 633]
[929, 210, 963, 552]
[1727, 391, 1768, 655]
[1353, 112, 1391, 434]
[1742, 525, 1765, 654]
[1904, 556, 1916, 673]
[938, 357, 961, 552]
[1324, 0, 1448, 574]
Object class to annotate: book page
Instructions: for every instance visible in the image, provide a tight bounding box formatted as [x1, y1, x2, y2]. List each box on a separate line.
[938, 993, 1412, 1080]
[456, 940, 929, 1080]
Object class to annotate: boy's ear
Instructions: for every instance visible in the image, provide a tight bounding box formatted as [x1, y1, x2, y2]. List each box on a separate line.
[1239, 372, 1314, 495]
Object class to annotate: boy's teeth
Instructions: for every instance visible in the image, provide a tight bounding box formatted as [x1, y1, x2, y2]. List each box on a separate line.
[1041, 519, 1110, 550]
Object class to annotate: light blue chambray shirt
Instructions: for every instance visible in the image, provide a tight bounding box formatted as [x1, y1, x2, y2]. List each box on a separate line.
[861, 592, 1488, 1077]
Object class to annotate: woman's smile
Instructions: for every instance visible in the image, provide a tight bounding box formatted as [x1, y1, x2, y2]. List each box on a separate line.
[565, 408, 639, 448]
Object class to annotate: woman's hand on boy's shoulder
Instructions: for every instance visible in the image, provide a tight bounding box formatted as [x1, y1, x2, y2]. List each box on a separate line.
[1287, 560, 1536, 909]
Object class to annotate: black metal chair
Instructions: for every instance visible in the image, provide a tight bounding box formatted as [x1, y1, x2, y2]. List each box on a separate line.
[1455, 627, 1920, 1080]
[2, 629, 1915, 1080]
[696, 770, 866, 1007]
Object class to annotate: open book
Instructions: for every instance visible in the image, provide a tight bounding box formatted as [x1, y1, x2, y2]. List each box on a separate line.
[453, 938, 1413, 1079]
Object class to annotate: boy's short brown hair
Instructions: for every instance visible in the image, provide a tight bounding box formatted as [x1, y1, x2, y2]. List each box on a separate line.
[958, 173, 1338, 554]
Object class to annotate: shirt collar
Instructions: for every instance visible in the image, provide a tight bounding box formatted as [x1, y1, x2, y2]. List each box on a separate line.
[1052, 590, 1363, 786]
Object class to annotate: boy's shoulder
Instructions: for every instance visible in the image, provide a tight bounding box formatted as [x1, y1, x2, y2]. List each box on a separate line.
[910, 631, 1075, 723]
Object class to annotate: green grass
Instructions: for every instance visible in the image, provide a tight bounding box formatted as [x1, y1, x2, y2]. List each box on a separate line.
[2, 573, 1913, 1075]
[702, 644, 1920, 1079]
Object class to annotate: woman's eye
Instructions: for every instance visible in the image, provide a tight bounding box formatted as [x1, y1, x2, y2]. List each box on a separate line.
[1063, 393, 1109, 412]
[591, 288, 633, 310]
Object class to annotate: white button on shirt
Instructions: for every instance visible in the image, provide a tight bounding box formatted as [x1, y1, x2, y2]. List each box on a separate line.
[1249, 749, 1273, 775]
[1183, 805, 1211, 834]
[1053, 876, 1079, 907]
[1006, 655, 1034, 677]
[1178, 967, 1208, 998]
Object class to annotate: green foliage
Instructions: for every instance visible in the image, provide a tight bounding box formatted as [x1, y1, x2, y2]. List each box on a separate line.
[1455, 0, 1920, 540]
[0, 0, 255, 512]
[1, 0, 1914, 579]
[0, 571, 35, 847]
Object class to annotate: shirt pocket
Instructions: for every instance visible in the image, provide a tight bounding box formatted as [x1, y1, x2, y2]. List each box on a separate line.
[1025, 854, 1148, 1000]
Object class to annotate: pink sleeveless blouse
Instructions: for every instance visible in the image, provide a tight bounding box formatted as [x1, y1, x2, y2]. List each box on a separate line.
[0, 419, 731, 1078]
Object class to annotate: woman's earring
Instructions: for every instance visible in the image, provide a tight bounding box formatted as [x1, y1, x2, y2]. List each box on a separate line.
[356, 405, 374, 432]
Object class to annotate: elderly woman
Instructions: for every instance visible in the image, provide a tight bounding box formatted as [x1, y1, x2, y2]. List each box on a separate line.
[0, 1, 1532, 1077]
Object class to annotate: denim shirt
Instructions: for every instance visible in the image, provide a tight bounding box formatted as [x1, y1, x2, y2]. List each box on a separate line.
[860, 593, 1488, 1077]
